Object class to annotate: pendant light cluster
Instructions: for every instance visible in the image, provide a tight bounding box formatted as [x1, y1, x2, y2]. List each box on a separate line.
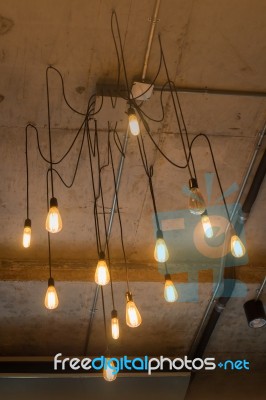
[21, 10, 248, 382]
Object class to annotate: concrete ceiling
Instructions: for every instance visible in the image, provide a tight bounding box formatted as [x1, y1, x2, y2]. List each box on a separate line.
[0, 0, 265, 374]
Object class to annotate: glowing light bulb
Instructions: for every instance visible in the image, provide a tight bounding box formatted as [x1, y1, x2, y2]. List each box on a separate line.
[103, 358, 117, 382]
[95, 252, 110, 286]
[201, 212, 214, 238]
[126, 292, 142, 328]
[188, 178, 206, 215]
[164, 274, 178, 302]
[154, 230, 169, 262]
[23, 218, 31, 248]
[231, 234, 246, 258]
[111, 309, 119, 340]
[128, 107, 140, 136]
[46, 197, 62, 233]
[44, 277, 59, 310]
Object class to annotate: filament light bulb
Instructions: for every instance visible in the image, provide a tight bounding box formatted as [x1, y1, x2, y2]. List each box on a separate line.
[46, 197, 62, 233]
[164, 274, 178, 303]
[154, 230, 169, 262]
[231, 234, 246, 258]
[111, 309, 119, 340]
[44, 277, 59, 310]
[128, 107, 140, 136]
[103, 358, 117, 382]
[188, 178, 206, 215]
[126, 292, 142, 328]
[95, 252, 110, 286]
[23, 218, 31, 248]
[201, 212, 214, 238]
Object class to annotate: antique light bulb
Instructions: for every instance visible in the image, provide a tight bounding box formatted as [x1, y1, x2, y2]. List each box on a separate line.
[231, 234, 246, 258]
[23, 218, 32, 248]
[44, 277, 59, 310]
[45, 197, 62, 233]
[111, 309, 119, 340]
[103, 358, 117, 382]
[126, 292, 142, 328]
[164, 274, 178, 303]
[201, 212, 214, 238]
[94, 252, 110, 286]
[188, 178, 206, 215]
[154, 230, 169, 262]
[128, 107, 140, 136]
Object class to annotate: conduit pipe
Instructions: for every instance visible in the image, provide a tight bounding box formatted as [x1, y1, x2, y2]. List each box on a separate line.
[142, 0, 161, 81]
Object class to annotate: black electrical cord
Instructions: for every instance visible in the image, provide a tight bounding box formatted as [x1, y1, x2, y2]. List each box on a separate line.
[111, 11, 131, 102]
[189, 133, 231, 221]
[158, 35, 193, 179]
[25, 126, 30, 219]
[46, 67, 55, 197]
[108, 127, 130, 292]
[100, 286, 109, 355]
[96, 128, 115, 310]
[46, 169, 53, 279]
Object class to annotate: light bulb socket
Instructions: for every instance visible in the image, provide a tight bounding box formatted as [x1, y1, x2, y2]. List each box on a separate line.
[156, 229, 163, 239]
[50, 197, 58, 208]
[128, 107, 136, 117]
[126, 291, 133, 302]
[164, 273, 171, 281]
[48, 277, 55, 287]
[24, 218, 31, 228]
[99, 251, 105, 260]
[111, 309, 118, 319]
[243, 299, 266, 328]
[189, 178, 198, 189]
[201, 210, 208, 217]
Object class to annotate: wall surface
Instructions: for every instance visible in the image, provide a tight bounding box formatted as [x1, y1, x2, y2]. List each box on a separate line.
[186, 371, 265, 400]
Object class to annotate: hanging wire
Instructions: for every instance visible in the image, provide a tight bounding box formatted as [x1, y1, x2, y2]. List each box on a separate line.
[108, 125, 130, 292]
[46, 169, 52, 278]
[101, 286, 109, 355]
[95, 128, 115, 310]
[46, 66, 104, 117]
[25, 126, 30, 219]
[46, 67, 55, 197]
[158, 35, 194, 179]
[111, 11, 131, 101]
[189, 133, 231, 221]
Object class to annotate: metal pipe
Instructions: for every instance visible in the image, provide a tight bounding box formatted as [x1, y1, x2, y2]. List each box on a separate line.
[189, 124, 266, 355]
[256, 276, 266, 301]
[142, 0, 161, 81]
[83, 129, 129, 355]
[154, 85, 266, 98]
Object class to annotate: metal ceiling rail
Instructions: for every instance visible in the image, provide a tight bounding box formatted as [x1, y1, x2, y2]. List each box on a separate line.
[154, 85, 266, 98]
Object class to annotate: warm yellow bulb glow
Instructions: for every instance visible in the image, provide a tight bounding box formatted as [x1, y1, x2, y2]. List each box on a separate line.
[95, 257, 110, 286]
[23, 226, 31, 248]
[128, 108, 140, 136]
[44, 279, 59, 310]
[164, 276, 178, 302]
[201, 214, 214, 238]
[46, 198, 62, 233]
[126, 292, 142, 328]
[154, 237, 169, 263]
[231, 234, 246, 258]
[111, 317, 119, 340]
[103, 358, 117, 382]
